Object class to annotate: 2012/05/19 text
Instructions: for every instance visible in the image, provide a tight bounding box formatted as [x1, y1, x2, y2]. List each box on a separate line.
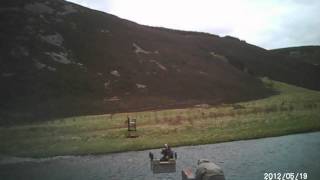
[264, 173, 308, 180]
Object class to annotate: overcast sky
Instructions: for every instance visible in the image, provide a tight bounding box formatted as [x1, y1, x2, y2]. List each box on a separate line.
[67, 0, 320, 49]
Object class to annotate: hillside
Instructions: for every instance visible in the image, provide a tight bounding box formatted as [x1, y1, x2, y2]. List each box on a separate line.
[1, 78, 320, 157]
[1, 0, 319, 124]
[270, 46, 320, 65]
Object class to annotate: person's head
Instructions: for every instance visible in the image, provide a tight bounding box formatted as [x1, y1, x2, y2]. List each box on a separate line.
[164, 144, 168, 148]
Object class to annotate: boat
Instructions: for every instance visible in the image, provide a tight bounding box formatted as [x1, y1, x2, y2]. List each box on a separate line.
[149, 151, 177, 173]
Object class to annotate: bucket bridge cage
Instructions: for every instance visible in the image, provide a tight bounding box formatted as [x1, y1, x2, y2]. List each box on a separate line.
[127, 117, 139, 138]
[149, 152, 177, 174]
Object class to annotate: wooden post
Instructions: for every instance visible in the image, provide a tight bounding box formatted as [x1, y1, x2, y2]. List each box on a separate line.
[127, 117, 138, 138]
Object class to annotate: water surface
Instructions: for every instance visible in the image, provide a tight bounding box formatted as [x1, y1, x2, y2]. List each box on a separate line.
[1, 132, 319, 180]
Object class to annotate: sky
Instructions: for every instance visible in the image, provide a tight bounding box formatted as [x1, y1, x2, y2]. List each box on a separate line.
[67, 0, 320, 49]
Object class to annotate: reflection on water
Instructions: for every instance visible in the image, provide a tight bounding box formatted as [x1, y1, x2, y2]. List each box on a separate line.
[1, 132, 320, 180]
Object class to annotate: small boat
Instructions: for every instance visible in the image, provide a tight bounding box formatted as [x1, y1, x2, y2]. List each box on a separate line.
[149, 151, 177, 173]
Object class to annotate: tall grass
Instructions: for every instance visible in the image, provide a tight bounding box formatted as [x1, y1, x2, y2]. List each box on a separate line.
[0, 78, 319, 157]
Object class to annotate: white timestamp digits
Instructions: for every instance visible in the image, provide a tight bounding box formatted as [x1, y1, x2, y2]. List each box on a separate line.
[264, 172, 308, 180]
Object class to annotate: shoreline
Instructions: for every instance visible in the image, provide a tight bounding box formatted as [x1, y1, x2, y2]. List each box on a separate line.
[1, 79, 320, 158]
[1, 130, 319, 160]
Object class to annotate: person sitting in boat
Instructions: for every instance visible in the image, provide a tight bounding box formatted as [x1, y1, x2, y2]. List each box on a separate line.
[160, 144, 173, 161]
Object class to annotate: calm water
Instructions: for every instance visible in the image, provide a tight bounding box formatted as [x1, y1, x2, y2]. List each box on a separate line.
[1, 132, 319, 180]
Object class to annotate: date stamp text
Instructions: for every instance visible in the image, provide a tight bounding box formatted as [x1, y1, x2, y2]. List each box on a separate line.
[264, 172, 308, 180]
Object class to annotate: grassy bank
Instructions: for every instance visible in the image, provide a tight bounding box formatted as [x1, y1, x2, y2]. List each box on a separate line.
[1, 78, 320, 157]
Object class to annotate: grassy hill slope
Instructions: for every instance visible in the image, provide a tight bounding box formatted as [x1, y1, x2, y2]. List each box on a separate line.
[1, 0, 319, 124]
[271, 46, 320, 65]
[1, 78, 319, 157]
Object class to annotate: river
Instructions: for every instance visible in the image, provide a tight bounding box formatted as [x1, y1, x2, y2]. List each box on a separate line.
[1, 132, 319, 180]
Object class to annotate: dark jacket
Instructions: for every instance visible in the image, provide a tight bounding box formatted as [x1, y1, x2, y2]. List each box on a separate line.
[161, 147, 173, 160]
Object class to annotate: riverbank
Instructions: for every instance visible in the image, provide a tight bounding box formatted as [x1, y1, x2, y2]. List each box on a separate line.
[1, 78, 320, 157]
[1, 132, 319, 180]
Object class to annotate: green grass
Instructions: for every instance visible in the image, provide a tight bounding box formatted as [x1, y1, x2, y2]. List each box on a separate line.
[1, 78, 320, 157]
